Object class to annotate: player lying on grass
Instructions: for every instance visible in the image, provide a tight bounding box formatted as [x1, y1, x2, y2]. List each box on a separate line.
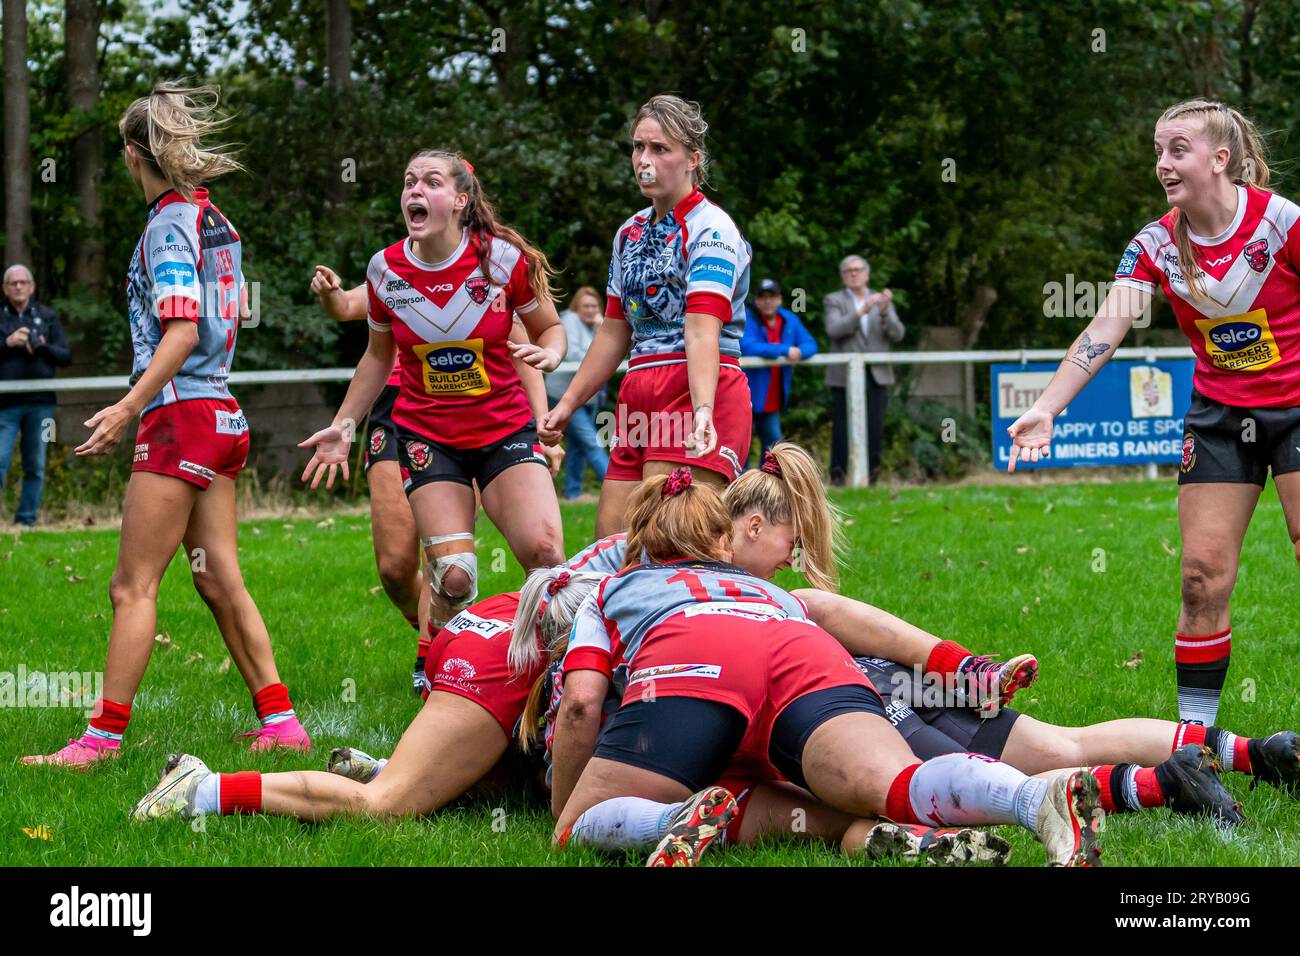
[535, 448, 1299, 864]
[128, 572, 602, 824]
[531, 468, 1107, 867]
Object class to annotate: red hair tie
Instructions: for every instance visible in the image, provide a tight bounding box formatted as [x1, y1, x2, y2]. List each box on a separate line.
[546, 571, 571, 596]
[661, 467, 693, 498]
[463, 159, 475, 177]
[760, 450, 783, 478]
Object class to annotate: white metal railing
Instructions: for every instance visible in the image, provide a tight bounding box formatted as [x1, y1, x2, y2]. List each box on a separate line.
[0, 346, 1195, 487]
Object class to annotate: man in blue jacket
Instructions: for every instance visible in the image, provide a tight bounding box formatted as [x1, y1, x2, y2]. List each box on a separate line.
[741, 278, 818, 466]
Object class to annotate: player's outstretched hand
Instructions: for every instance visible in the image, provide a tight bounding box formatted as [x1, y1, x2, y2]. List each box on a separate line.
[1007, 407, 1054, 473]
[506, 340, 561, 372]
[298, 423, 352, 489]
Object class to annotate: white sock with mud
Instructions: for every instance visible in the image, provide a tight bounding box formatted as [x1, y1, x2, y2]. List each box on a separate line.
[905, 753, 1046, 830]
[567, 797, 684, 850]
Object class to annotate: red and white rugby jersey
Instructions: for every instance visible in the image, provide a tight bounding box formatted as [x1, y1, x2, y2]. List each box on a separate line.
[365, 230, 538, 447]
[1113, 184, 1300, 408]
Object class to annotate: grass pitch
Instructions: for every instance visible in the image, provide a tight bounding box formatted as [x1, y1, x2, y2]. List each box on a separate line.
[3, 480, 1299, 867]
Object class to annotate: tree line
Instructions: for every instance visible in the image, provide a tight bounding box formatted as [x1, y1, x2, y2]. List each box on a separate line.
[2, 0, 1295, 378]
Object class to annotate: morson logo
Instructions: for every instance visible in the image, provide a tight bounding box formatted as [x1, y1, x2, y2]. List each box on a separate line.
[424, 346, 477, 370]
[1207, 322, 1262, 351]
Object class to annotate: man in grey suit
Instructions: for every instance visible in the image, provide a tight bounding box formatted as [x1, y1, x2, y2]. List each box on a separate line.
[823, 255, 904, 484]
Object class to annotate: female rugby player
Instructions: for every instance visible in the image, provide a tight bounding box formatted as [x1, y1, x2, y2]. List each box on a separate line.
[298, 151, 568, 635]
[1007, 100, 1300, 732]
[541, 94, 753, 537]
[129, 572, 602, 823]
[310, 264, 562, 693]
[23, 83, 309, 767]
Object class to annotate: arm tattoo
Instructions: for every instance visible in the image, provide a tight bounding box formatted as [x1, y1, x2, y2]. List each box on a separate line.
[1068, 331, 1111, 373]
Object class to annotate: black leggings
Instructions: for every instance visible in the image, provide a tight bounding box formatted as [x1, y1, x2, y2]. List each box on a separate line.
[593, 697, 746, 792]
[768, 684, 888, 790]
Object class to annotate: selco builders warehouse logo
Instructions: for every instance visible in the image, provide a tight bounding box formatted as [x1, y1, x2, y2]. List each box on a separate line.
[1194, 308, 1280, 373]
[413, 338, 491, 396]
[50, 886, 151, 936]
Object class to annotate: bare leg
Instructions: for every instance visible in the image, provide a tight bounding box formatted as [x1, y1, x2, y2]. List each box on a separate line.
[594, 478, 638, 539]
[259, 692, 506, 821]
[183, 475, 280, 692]
[731, 780, 865, 851]
[102, 473, 200, 702]
[999, 715, 1179, 775]
[1176, 482, 1258, 635]
[366, 460, 424, 626]
[1272, 472, 1300, 572]
[479, 462, 564, 570]
[796, 589, 941, 668]
[800, 712, 921, 817]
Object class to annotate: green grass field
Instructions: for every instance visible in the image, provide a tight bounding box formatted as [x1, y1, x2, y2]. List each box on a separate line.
[3, 479, 1299, 867]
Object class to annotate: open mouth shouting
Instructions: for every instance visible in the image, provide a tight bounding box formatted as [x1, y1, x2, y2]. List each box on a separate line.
[406, 199, 430, 229]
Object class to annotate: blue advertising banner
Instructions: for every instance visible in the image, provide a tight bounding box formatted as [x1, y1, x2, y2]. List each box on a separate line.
[991, 359, 1196, 469]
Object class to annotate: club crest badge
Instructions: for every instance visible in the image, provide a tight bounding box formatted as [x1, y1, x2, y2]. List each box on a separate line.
[466, 276, 490, 304]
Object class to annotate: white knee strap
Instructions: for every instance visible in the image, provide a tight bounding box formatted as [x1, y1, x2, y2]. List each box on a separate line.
[422, 533, 478, 614]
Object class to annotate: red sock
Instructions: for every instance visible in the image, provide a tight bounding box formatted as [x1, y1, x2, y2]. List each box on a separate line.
[219, 771, 263, 815]
[1133, 768, 1165, 808]
[925, 640, 972, 678]
[1233, 738, 1253, 773]
[885, 763, 922, 824]
[416, 637, 432, 658]
[88, 698, 132, 737]
[251, 682, 293, 722]
[1090, 765, 1120, 813]
[1174, 723, 1207, 751]
[723, 789, 751, 846]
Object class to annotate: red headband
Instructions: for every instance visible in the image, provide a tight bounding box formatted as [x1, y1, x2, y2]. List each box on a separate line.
[760, 450, 783, 478]
[463, 159, 475, 177]
[662, 467, 693, 498]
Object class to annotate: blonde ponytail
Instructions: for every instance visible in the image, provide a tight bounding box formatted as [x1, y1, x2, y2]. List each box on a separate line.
[724, 442, 844, 591]
[510, 566, 605, 753]
[119, 81, 243, 198]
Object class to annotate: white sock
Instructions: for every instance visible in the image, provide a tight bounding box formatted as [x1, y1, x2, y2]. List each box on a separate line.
[193, 773, 220, 815]
[568, 797, 684, 850]
[1214, 731, 1238, 772]
[908, 753, 1043, 829]
[372, 758, 389, 778]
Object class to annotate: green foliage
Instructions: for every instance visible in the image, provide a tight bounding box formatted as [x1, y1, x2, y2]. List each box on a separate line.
[10, 0, 1300, 402]
[880, 394, 991, 482]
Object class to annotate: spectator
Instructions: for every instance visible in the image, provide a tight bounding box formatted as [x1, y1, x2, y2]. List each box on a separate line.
[741, 278, 818, 465]
[546, 286, 609, 499]
[823, 255, 903, 484]
[0, 264, 71, 526]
